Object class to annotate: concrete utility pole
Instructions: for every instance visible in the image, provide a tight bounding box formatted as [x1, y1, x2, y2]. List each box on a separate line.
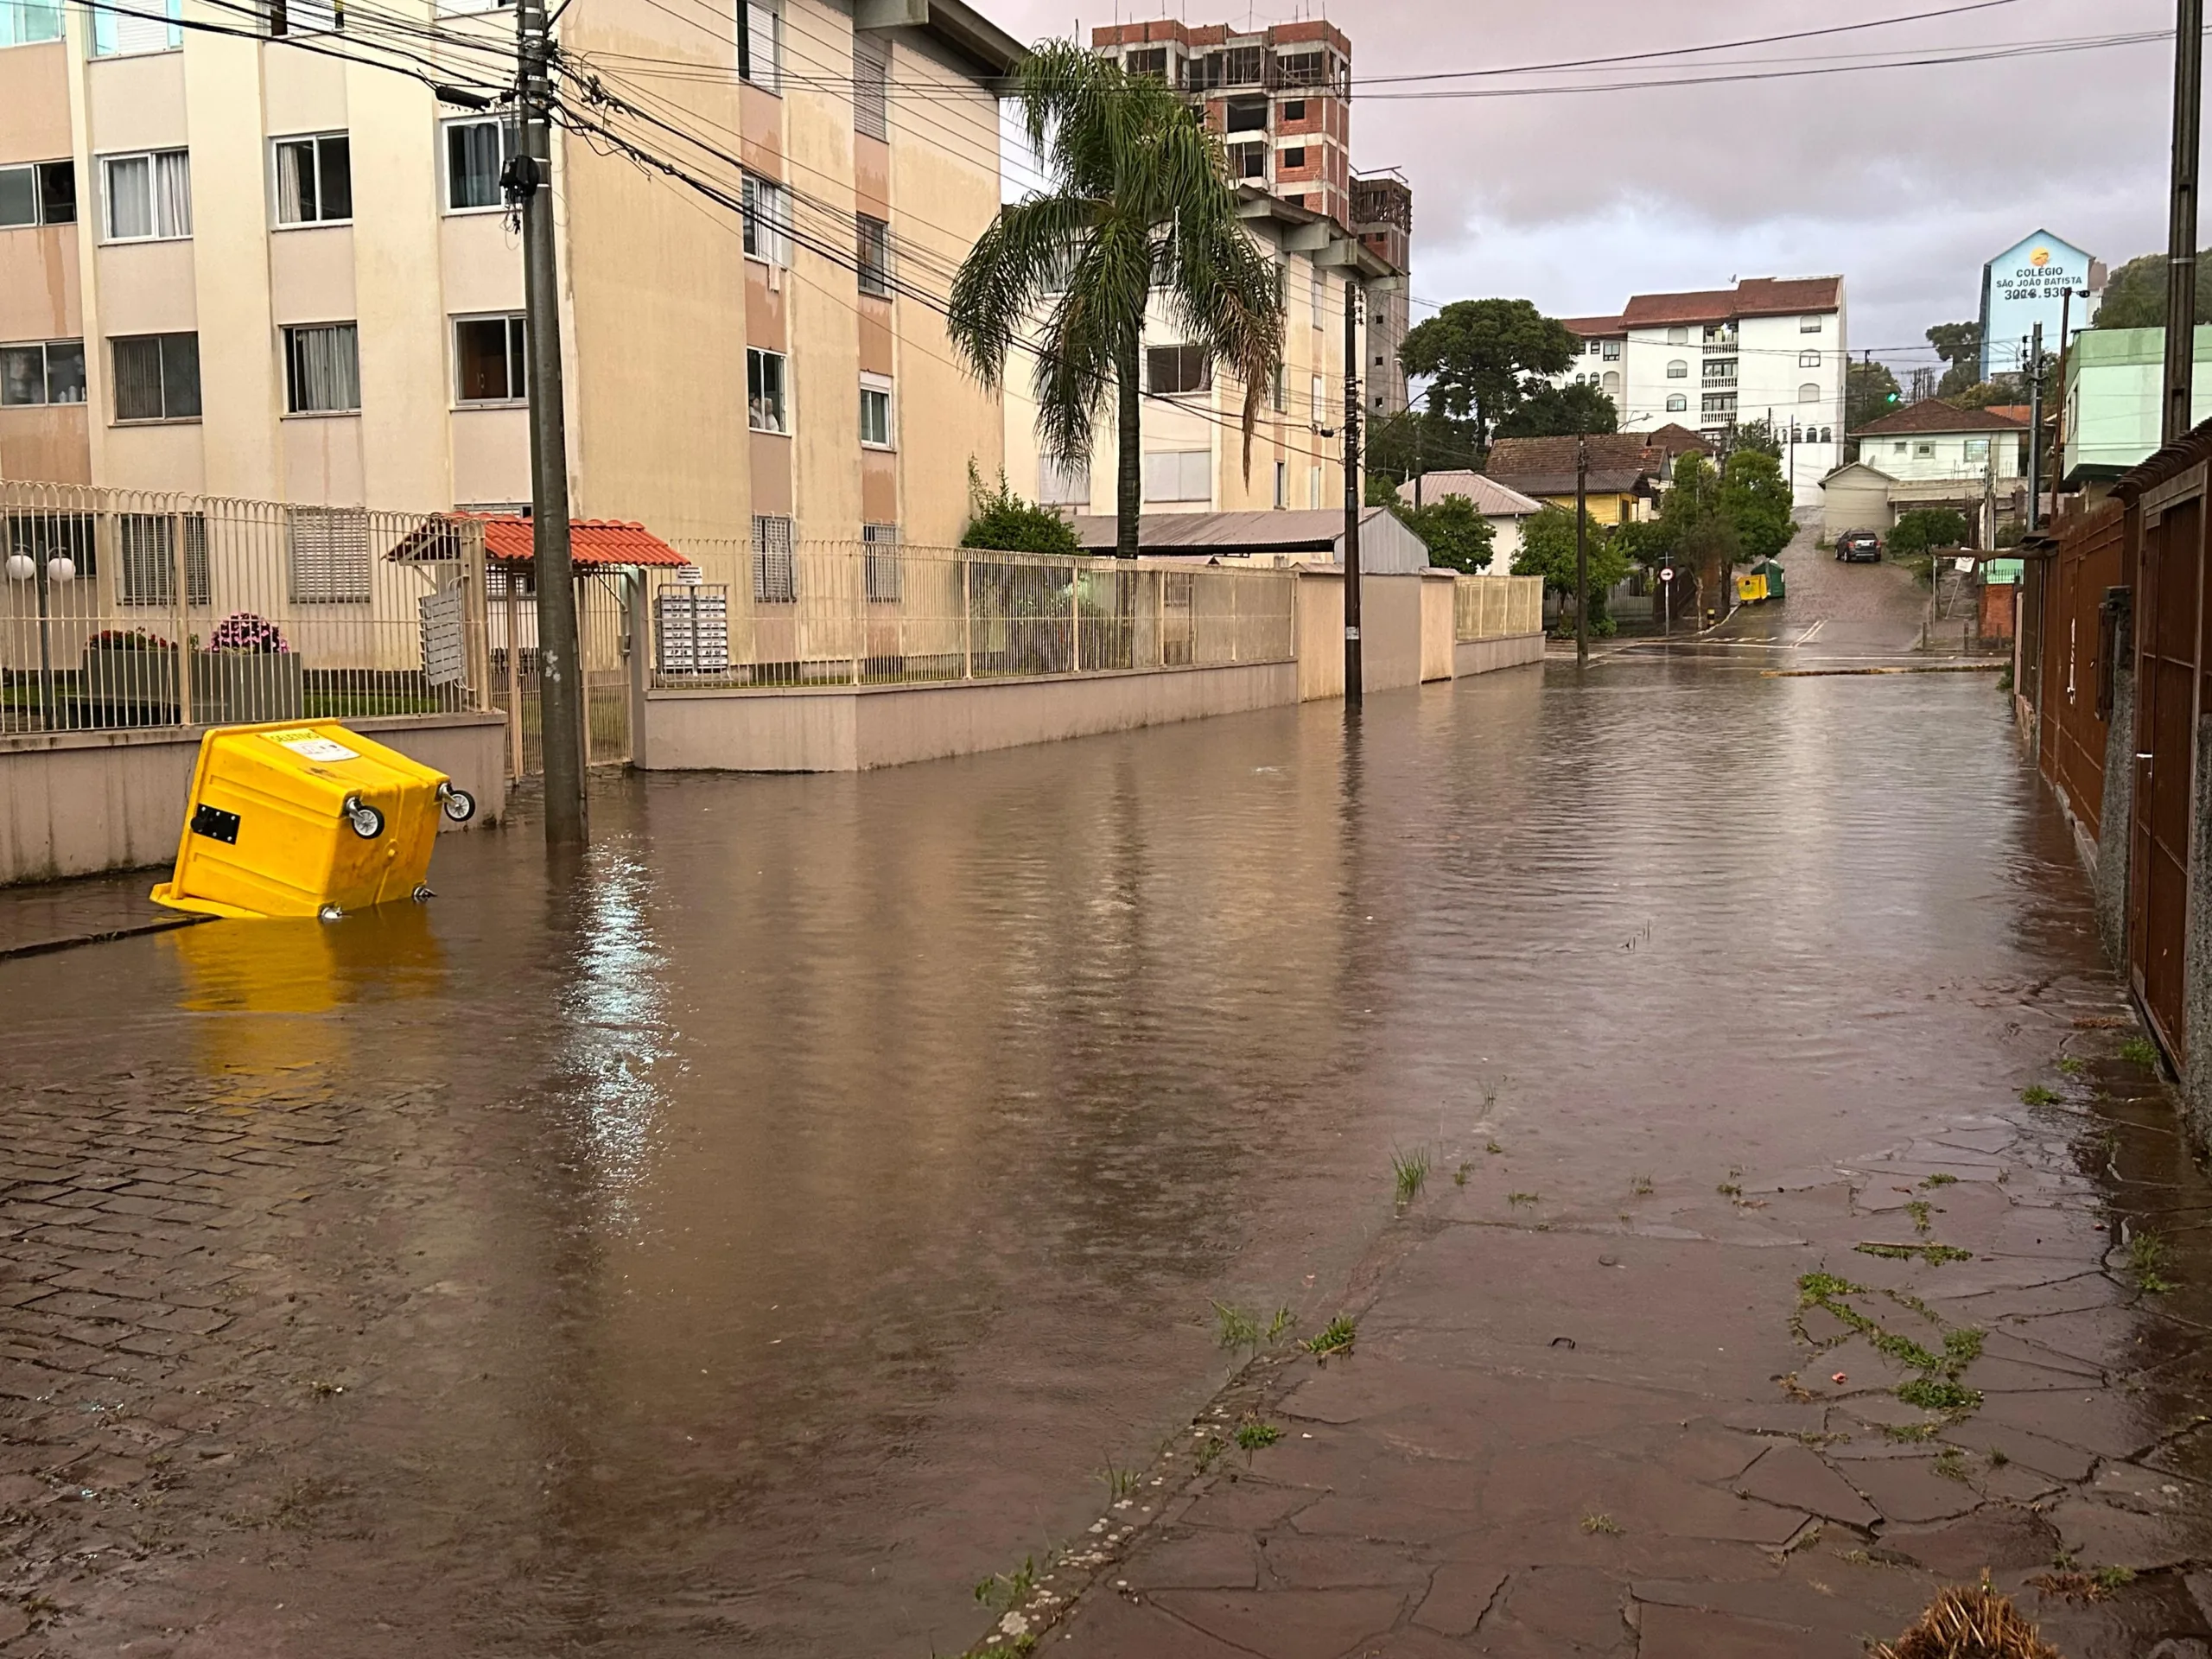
[2164, 0, 2203, 444]
[516, 0, 587, 845]
[2053, 288, 2076, 514]
[1573, 433, 1589, 669]
[1343, 276, 1363, 707]
[2027, 321, 2044, 531]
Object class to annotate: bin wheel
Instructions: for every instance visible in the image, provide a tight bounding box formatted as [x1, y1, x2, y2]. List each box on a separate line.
[440, 786, 477, 824]
[318, 904, 344, 922]
[347, 803, 385, 840]
[411, 883, 435, 903]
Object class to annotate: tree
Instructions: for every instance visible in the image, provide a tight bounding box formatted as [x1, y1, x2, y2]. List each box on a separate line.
[1512, 505, 1629, 632]
[2093, 249, 2212, 330]
[1399, 299, 1578, 453]
[1926, 321, 1982, 398]
[1392, 494, 1497, 573]
[948, 43, 1284, 559]
[1718, 449, 1796, 563]
[1943, 374, 2029, 410]
[1732, 416, 1783, 460]
[960, 462, 1081, 555]
[1491, 380, 1618, 440]
[1847, 359, 1904, 430]
[1890, 508, 1968, 556]
[1364, 406, 1483, 480]
[1661, 452, 1741, 613]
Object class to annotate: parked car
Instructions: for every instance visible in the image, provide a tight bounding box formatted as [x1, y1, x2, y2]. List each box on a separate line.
[1835, 530, 1883, 563]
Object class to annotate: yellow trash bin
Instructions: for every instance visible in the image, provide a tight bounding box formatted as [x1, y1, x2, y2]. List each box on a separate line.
[151, 721, 476, 921]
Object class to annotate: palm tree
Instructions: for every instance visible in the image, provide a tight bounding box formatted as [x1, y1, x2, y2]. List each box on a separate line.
[949, 41, 1286, 559]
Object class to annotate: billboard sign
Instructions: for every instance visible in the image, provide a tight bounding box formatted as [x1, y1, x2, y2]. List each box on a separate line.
[1979, 230, 2096, 381]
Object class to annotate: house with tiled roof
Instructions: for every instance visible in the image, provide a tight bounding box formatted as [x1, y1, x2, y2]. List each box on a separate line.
[1482, 434, 1681, 526]
[1819, 399, 2027, 543]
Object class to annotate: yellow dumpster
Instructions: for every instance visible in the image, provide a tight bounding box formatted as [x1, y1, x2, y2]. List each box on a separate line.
[151, 721, 475, 921]
[1734, 572, 1770, 604]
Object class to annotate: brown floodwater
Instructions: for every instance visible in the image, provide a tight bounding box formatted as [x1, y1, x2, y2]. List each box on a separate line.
[0, 650, 2133, 1655]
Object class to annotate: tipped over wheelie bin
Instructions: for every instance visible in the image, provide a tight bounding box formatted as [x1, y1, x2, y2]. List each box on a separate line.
[150, 721, 475, 920]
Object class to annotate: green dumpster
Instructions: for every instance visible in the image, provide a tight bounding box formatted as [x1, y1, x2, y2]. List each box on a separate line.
[1751, 556, 1786, 602]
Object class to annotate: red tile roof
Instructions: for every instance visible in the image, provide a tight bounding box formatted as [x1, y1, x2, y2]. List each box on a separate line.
[1619, 276, 1843, 328]
[1848, 399, 2026, 438]
[1557, 314, 1625, 336]
[467, 514, 692, 569]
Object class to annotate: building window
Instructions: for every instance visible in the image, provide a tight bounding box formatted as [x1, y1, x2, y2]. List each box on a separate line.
[454, 314, 526, 404]
[1914, 441, 1935, 458]
[1281, 97, 1305, 120]
[111, 333, 199, 421]
[856, 213, 892, 297]
[1665, 393, 1688, 413]
[1123, 45, 1166, 78]
[287, 506, 372, 603]
[861, 520, 899, 601]
[1147, 344, 1210, 395]
[0, 339, 85, 405]
[1141, 449, 1210, 503]
[1796, 382, 1819, 403]
[1820, 426, 1832, 443]
[443, 117, 510, 213]
[1281, 146, 1306, 168]
[1665, 359, 1688, 379]
[118, 513, 209, 607]
[859, 374, 892, 447]
[747, 346, 786, 433]
[1892, 441, 1907, 454]
[852, 30, 888, 140]
[272, 132, 352, 226]
[751, 513, 794, 603]
[1038, 456, 1089, 505]
[1601, 371, 1620, 395]
[1310, 372, 1325, 420]
[0, 161, 74, 226]
[283, 322, 359, 414]
[260, 0, 342, 35]
[1964, 436, 1990, 463]
[1225, 95, 1266, 133]
[1310, 267, 1324, 328]
[102, 149, 191, 241]
[1601, 339, 1621, 360]
[1229, 140, 1266, 180]
[1273, 460, 1286, 508]
[738, 0, 779, 92]
[0, 0, 65, 45]
[1799, 314, 1823, 333]
[741, 172, 791, 265]
[1270, 362, 1286, 411]
[1307, 465, 1322, 509]
[1798, 350, 1821, 369]
[1667, 326, 1688, 345]
[89, 0, 178, 55]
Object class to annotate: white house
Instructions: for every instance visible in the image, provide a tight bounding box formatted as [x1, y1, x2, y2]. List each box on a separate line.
[1548, 276, 1847, 512]
[1822, 399, 2026, 543]
[1394, 471, 1543, 565]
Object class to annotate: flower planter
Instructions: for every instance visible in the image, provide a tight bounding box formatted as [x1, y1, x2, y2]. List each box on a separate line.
[79, 644, 180, 726]
[191, 652, 304, 723]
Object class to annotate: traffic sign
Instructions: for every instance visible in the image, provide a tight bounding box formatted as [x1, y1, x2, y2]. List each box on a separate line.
[1659, 567, 1675, 582]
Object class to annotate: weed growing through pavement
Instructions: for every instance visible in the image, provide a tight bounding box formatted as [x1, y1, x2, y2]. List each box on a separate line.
[1795, 1271, 1985, 1415]
[1921, 1173, 1958, 1188]
[1453, 1163, 1471, 1186]
[2120, 1036, 2159, 1067]
[2056, 1055, 2086, 1077]
[1102, 1464, 1140, 1501]
[973, 1555, 1038, 1612]
[1392, 1146, 1431, 1205]
[1904, 1199, 1934, 1235]
[1192, 1434, 1229, 1474]
[1507, 1192, 1540, 1207]
[1881, 1423, 1941, 1443]
[1485, 1141, 1503, 1155]
[1989, 1447, 2009, 1466]
[1213, 1303, 1263, 1353]
[1631, 1174, 1654, 1196]
[1266, 1306, 1298, 1344]
[1717, 1181, 1743, 1198]
[1856, 1243, 1973, 1266]
[1235, 1421, 1281, 1451]
[1933, 1447, 1970, 1482]
[1580, 1513, 1621, 1535]
[2094, 1565, 2136, 1591]
[2030, 1564, 2135, 1603]
[1303, 1315, 1357, 1358]
[2020, 1084, 2058, 1106]
[2127, 1230, 2176, 1294]
[1897, 1376, 1981, 1412]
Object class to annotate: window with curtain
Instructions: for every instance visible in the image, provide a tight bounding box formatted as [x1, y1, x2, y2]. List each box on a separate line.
[855, 214, 891, 297]
[0, 161, 74, 226]
[287, 507, 372, 603]
[284, 322, 360, 414]
[273, 133, 352, 225]
[1146, 344, 1210, 395]
[741, 173, 790, 265]
[750, 514, 793, 604]
[738, 0, 779, 92]
[111, 333, 199, 421]
[747, 347, 786, 433]
[118, 514, 210, 607]
[443, 117, 510, 212]
[454, 315, 526, 403]
[0, 340, 84, 406]
[852, 31, 888, 140]
[102, 149, 191, 240]
[0, 0, 64, 45]
[89, 0, 179, 54]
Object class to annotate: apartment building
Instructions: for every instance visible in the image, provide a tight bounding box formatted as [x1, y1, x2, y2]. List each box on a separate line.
[1001, 188, 1391, 524]
[0, 0, 1019, 548]
[1552, 276, 1847, 510]
[1089, 16, 1411, 416]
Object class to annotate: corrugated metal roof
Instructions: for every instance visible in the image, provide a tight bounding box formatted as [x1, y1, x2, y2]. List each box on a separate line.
[1395, 473, 1545, 516]
[1068, 508, 1381, 552]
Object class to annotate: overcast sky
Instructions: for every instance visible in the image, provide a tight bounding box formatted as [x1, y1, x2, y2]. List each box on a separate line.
[985, 0, 2188, 380]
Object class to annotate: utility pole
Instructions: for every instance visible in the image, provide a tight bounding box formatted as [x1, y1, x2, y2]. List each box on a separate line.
[2164, 0, 2203, 444]
[515, 0, 587, 845]
[2027, 320, 2044, 531]
[1343, 276, 1363, 706]
[2053, 288, 2076, 516]
[1573, 432, 1589, 669]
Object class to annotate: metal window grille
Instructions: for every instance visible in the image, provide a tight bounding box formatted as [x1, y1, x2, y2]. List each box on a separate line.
[287, 506, 372, 602]
[118, 513, 210, 607]
[751, 514, 794, 603]
[853, 32, 889, 140]
[861, 523, 900, 601]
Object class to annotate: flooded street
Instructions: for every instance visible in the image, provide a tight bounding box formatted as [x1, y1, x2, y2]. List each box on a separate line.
[5, 569, 2210, 1656]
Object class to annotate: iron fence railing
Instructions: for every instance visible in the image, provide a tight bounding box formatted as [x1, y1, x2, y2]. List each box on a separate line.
[0, 480, 491, 735]
[647, 541, 1298, 690]
[1452, 575, 1544, 642]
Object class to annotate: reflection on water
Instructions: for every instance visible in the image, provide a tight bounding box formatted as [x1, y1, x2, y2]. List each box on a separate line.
[558, 842, 673, 1221]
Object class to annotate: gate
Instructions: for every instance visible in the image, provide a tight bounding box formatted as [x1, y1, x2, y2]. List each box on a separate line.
[487, 566, 633, 779]
[2130, 493, 2201, 1058]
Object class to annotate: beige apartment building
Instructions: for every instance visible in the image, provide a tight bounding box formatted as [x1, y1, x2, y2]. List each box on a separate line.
[0, 0, 1020, 548]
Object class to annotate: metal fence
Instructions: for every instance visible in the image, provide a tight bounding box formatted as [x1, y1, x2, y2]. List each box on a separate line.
[1, 480, 491, 735]
[646, 540, 1299, 690]
[1452, 575, 1544, 642]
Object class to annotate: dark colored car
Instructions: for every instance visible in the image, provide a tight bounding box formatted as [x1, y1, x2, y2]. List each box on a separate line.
[1835, 530, 1883, 563]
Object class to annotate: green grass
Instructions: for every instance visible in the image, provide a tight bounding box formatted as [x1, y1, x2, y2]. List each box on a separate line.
[2094, 1565, 2136, 1591]
[1507, 1191, 1540, 1207]
[1855, 1243, 1973, 1265]
[1485, 1141, 1503, 1155]
[1630, 1174, 1654, 1196]
[2119, 1036, 2160, 1067]
[1904, 1199, 1933, 1236]
[1921, 1173, 1958, 1188]
[1934, 1446, 1970, 1482]
[1897, 1376, 1981, 1412]
[1213, 1303, 1262, 1353]
[1392, 1146, 1431, 1205]
[1302, 1315, 1357, 1358]
[2127, 1230, 2175, 1294]
[973, 1555, 1038, 1612]
[1452, 1163, 1471, 1187]
[1102, 1463, 1140, 1500]
[1580, 1513, 1621, 1535]
[2056, 1056, 2086, 1077]
[1266, 1306, 1298, 1344]
[1717, 1181, 1743, 1198]
[1880, 1422, 1941, 1442]
[1235, 1421, 1280, 1451]
[2020, 1084, 2059, 1106]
